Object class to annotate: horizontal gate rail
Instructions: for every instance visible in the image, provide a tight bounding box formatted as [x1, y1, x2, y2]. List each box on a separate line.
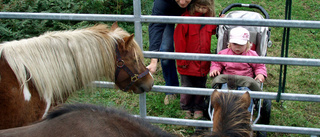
[93, 81, 320, 102]
[143, 51, 320, 67]
[141, 116, 320, 135]
[1, 12, 320, 29]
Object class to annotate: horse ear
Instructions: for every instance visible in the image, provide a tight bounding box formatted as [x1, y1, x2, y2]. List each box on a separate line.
[111, 22, 119, 31]
[118, 34, 134, 51]
[123, 34, 135, 47]
[241, 91, 251, 109]
[211, 89, 220, 106]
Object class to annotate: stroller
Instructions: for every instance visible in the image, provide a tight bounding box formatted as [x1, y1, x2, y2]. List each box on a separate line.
[208, 3, 272, 136]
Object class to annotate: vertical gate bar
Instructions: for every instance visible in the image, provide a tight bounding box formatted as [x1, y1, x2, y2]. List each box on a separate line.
[282, 0, 292, 95]
[276, 0, 292, 102]
[133, 0, 147, 118]
[133, 0, 143, 49]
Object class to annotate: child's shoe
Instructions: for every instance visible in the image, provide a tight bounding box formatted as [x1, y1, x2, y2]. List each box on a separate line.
[183, 110, 193, 119]
[193, 111, 203, 119]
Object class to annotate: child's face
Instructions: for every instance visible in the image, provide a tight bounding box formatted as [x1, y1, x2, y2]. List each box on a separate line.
[229, 43, 247, 55]
[195, 4, 209, 14]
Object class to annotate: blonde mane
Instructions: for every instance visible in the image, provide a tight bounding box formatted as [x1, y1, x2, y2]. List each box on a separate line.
[0, 24, 140, 103]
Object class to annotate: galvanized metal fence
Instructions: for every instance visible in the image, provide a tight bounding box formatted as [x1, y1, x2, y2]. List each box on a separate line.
[1, 0, 320, 136]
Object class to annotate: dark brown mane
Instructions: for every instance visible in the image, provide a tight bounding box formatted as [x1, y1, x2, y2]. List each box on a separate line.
[208, 91, 252, 137]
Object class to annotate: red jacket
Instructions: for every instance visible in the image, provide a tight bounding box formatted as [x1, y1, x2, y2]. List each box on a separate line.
[174, 11, 217, 77]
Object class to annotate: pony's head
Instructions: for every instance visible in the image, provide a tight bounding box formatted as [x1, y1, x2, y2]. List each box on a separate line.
[106, 22, 154, 94]
[209, 89, 252, 137]
[0, 22, 154, 107]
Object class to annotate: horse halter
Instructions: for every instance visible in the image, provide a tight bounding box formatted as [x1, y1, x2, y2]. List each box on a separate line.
[114, 43, 149, 92]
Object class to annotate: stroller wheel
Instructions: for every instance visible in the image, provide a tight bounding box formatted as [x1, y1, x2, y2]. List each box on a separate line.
[260, 99, 272, 125]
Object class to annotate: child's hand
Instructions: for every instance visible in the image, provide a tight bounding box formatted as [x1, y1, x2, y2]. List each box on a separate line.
[209, 70, 220, 77]
[255, 74, 265, 83]
[219, 14, 226, 17]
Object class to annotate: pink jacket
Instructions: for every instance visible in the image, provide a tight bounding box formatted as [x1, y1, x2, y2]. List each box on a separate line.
[210, 48, 267, 78]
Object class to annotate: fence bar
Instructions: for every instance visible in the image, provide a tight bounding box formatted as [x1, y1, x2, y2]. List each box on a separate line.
[92, 81, 320, 102]
[143, 51, 320, 67]
[143, 116, 211, 127]
[253, 124, 320, 135]
[133, 0, 147, 118]
[141, 15, 320, 29]
[0, 12, 135, 22]
[141, 116, 320, 135]
[1, 12, 320, 29]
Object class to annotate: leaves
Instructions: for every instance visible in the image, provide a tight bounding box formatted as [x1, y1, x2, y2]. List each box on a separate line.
[0, 0, 138, 41]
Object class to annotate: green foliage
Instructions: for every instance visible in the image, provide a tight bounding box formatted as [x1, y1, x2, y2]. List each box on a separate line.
[2, 0, 319, 136]
[0, 0, 140, 41]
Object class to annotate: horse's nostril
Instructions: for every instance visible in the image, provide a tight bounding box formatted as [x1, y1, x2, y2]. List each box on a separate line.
[139, 87, 146, 93]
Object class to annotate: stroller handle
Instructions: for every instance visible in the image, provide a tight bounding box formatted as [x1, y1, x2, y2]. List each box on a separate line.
[220, 3, 269, 19]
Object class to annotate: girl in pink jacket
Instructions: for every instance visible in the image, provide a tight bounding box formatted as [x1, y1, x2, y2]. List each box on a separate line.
[209, 27, 267, 112]
[209, 27, 267, 82]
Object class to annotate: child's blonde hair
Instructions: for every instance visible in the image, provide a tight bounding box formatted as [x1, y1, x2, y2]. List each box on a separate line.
[189, 0, 216, 17]
[227, 41, 252, 53]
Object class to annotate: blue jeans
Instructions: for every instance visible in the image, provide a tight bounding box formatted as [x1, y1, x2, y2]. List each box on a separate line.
[159, 24, 179, 95]
[221, 83, 253, 112]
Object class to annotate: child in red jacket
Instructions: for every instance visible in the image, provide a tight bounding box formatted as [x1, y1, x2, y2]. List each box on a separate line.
[174, 0, 216, 119]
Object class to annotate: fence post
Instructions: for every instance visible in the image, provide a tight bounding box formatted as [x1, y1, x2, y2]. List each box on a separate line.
[277, 0, 292, 102]
[133, 0, 147, 118]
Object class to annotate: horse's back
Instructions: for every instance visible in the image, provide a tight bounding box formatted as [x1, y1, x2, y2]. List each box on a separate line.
[0, 104, 174, 137]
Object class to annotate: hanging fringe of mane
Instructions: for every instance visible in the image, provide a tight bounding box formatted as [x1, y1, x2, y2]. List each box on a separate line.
[0, 24, 133, 103]
[212, 92, 252, 137]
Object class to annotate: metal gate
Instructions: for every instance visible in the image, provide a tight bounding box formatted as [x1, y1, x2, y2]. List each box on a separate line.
[1, 0, 320, 136]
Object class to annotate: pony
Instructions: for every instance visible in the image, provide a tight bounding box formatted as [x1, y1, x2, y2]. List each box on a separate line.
[0, 104, 174, 137]
[0, 22, 154, 129]
[205, 89, 252, 137]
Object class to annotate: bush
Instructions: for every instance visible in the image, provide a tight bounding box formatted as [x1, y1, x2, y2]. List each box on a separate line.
[0, 0, 147, 41]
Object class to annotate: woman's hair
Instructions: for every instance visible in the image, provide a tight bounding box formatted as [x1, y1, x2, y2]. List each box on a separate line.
[227, 41, 252, 53]
[189, 0, 216, 17]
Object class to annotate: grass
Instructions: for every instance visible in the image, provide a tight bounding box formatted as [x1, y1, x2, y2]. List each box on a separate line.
[67, 0, 319, 136]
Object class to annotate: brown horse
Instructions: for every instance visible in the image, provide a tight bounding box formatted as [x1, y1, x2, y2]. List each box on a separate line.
[206, 90, 252, 137]
[0, 104, 174, 137]
[0, 22, 154, 129]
